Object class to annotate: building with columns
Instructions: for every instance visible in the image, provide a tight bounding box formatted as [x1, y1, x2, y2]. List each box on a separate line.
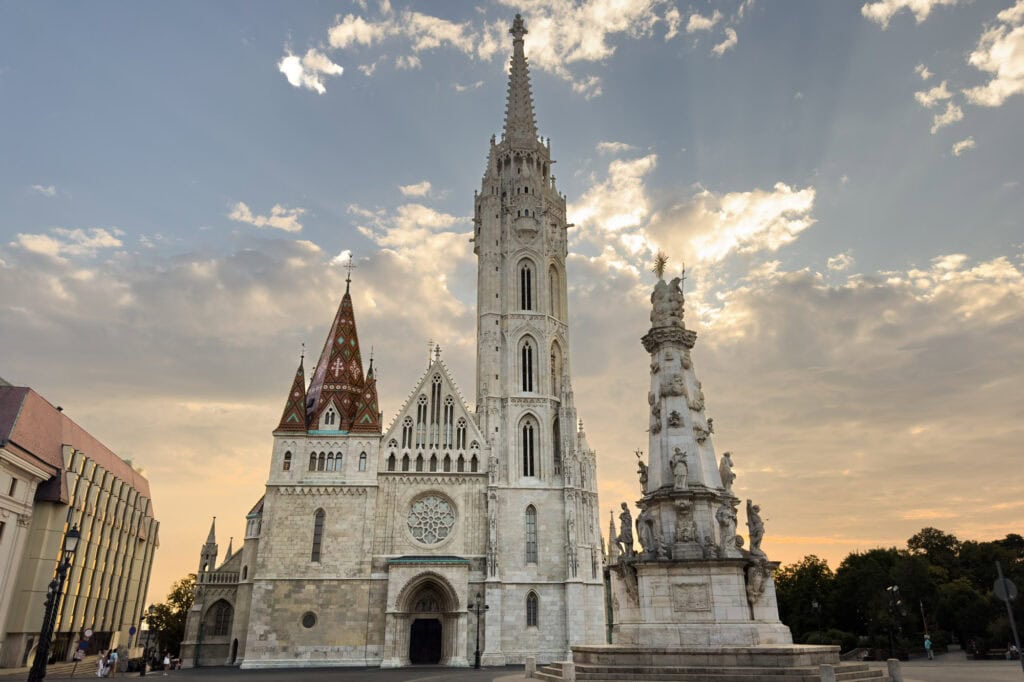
[0, 380, 159, 668]
[181, 15, 605, 669]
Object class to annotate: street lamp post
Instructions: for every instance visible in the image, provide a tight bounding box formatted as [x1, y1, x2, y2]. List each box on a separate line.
[27, 524, 80, 682]
[469, 592, 489, 669]
[885, 585, 902, 660]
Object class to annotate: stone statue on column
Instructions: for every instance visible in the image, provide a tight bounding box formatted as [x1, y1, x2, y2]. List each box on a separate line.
[746, 499, 766, 558]
[616, 502, 635, 559]
[670, 448, 688, 490]
[719, 452, 735, 493]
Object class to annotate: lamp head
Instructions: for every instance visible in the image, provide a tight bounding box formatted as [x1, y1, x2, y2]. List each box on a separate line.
[64, 525, 81, 555]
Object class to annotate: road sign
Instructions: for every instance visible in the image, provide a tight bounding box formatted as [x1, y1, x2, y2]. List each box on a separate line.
[78, 640, 88, 651]
[73, 649, 84, 661]
[130, 625, 137, 636]
[995, 576, 1019, 602]
[84, 628, 93, 638]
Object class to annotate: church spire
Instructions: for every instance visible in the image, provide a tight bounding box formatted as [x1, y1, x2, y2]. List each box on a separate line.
[206, 517, 216, 544]
[502, 14, 539, 148]
[275, 354, 308, 432]
[306, 279, 380, 433]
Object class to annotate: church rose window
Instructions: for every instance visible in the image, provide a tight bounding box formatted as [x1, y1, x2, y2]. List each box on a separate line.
[407, 495, 456, 545]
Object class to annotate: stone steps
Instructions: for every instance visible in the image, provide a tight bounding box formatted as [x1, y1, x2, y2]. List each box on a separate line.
[535, 661, 888, 682]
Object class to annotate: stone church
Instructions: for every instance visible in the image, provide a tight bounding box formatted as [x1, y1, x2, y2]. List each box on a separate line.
[181, 15, 606, 669]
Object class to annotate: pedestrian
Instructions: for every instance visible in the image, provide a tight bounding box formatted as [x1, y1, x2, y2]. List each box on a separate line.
[163, 651, 171, 675]
[109, 647, 119, 676]
[96, 649, 107, 677]
[924, 634, 933, 660]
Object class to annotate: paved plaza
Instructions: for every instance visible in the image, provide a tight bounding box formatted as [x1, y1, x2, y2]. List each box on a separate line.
[4, 655, 1024, 682]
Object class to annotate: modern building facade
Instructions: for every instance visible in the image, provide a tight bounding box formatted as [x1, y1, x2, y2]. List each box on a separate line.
[181, 15, 606, 669]
[0, 382, 159, 668]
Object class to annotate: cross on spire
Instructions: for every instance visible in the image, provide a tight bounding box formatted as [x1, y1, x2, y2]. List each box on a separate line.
[344, 253, 357, 293]
[434, 344, 442, 361]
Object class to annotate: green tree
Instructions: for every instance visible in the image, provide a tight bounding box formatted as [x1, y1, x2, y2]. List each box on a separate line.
[775, 555, 835, 642]
[935, 577, 991, 651]
[907, 528, 960, 575]
[145, 574, 195, 658]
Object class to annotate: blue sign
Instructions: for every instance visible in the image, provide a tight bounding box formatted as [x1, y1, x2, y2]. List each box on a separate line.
[129, 626, 137, 636]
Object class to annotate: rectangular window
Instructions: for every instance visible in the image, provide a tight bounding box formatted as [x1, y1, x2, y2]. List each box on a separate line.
[7, 478, 16, 497]
[311, 511, 325, 562]
[525, 507, 538, 563]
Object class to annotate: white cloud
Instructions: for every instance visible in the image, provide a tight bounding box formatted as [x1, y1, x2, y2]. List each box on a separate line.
[570, 154, 658, 234]
[328, 13, 390, 49]
[596, 141, 636, 155]
[712, 27, 738, 56]
[963, 2, 1024, 107]
[395, 54, 422, 70]
[318, 2, 670, 98]
[686, 10, 722, 33]
[12, 227, 123, 262]
[677, 183, 816, 264]
[452, 80, 484, 92]
[914, 80, 952, 107]
[664, 6, 681, 40]
[861, 0, 960, 28]
[827, 252, 855, 271]
[399, 180, 432, 197]
[278, 48, 343, 95]
[572, 75, 603, 99]
[228, 202, 306, 232]
[952, 136, 976, 156]
[915, 63, 933, 80]
[31, 184, 57, 197]
[930, 101, 963, 133]
[357, 62, 379, 77]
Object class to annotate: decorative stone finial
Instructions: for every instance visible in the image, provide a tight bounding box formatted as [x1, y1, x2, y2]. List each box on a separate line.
[510, 13, 527, 40]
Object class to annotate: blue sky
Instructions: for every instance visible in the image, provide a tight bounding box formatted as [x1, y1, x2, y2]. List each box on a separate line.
[2, 0, 1022, 602]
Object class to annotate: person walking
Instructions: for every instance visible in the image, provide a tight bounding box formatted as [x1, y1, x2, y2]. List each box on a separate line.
[162, 651, 171, 675]
[924, 634, 934, 660]
[109, 647, 119, 676]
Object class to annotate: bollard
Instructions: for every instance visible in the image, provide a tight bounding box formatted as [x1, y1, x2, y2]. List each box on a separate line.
[562, 661, 576, 681]
[819, 663, 837, 682]
[525, 655, 536, 678]
[886, 658, 904, 682]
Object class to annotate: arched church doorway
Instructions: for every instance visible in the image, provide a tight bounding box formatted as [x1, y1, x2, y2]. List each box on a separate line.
[381, 571, 468, 668]
[409, 618, 442, 664]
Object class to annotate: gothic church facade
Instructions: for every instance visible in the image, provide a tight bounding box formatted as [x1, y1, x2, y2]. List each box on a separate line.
[181, 15, 605, 668]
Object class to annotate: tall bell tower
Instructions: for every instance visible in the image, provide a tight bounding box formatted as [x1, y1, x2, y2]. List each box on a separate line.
[473, 14, 605, 663]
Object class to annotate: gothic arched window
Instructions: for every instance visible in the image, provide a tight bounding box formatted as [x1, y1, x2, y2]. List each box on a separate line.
[520, 261, 534, 310]
[388, 453, 396, 471]
[416, 454, 424, 472]
[521, 419, 536, 477]
[311, 509, 325, 562]
[309, 452, 316, 471]
[470, 455, 479, 472]
[457, 455, 465, 473]
[402, 417, 413, 449]
[456, 418, 467, 450]
[326, 453, 335, 471]
[526, 591, 539, 627]
[520, 339, 535, 392]
[443, 454, 452, 472]
[209, 601, 233, 637]
[553, 417, 562, 475]
[359, 451, 367, 471]
[525, 506, 538, 563]
[549, 265, 560, 318]
[283, 451, 292, 471]
[317, 452, 326, 471]
[443, 396, 454, 449]
[429, 454, 438, 472]
[550, 342, 562, 396]
[402, 454, 410, 472]
[430, 376, 442, 448]
[416, 395, 428, 448]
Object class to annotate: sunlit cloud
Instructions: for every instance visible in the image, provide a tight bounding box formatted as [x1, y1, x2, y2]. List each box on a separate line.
[952, 137, 975, 156]
[712, 27, 738, 56]
[278, 48, 343, 95]
[963, 1, 1024, 107]
[228, 202, 306, 232]
[930, 101, 963, 133]
[861, 0, 961, 28]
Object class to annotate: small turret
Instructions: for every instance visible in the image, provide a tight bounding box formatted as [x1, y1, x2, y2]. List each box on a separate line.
[275, 355, 307, 432]
[199, 516, 218, 574]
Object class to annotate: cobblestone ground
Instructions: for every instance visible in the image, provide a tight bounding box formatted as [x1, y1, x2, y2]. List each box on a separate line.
[869, 658, 1024, 682]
